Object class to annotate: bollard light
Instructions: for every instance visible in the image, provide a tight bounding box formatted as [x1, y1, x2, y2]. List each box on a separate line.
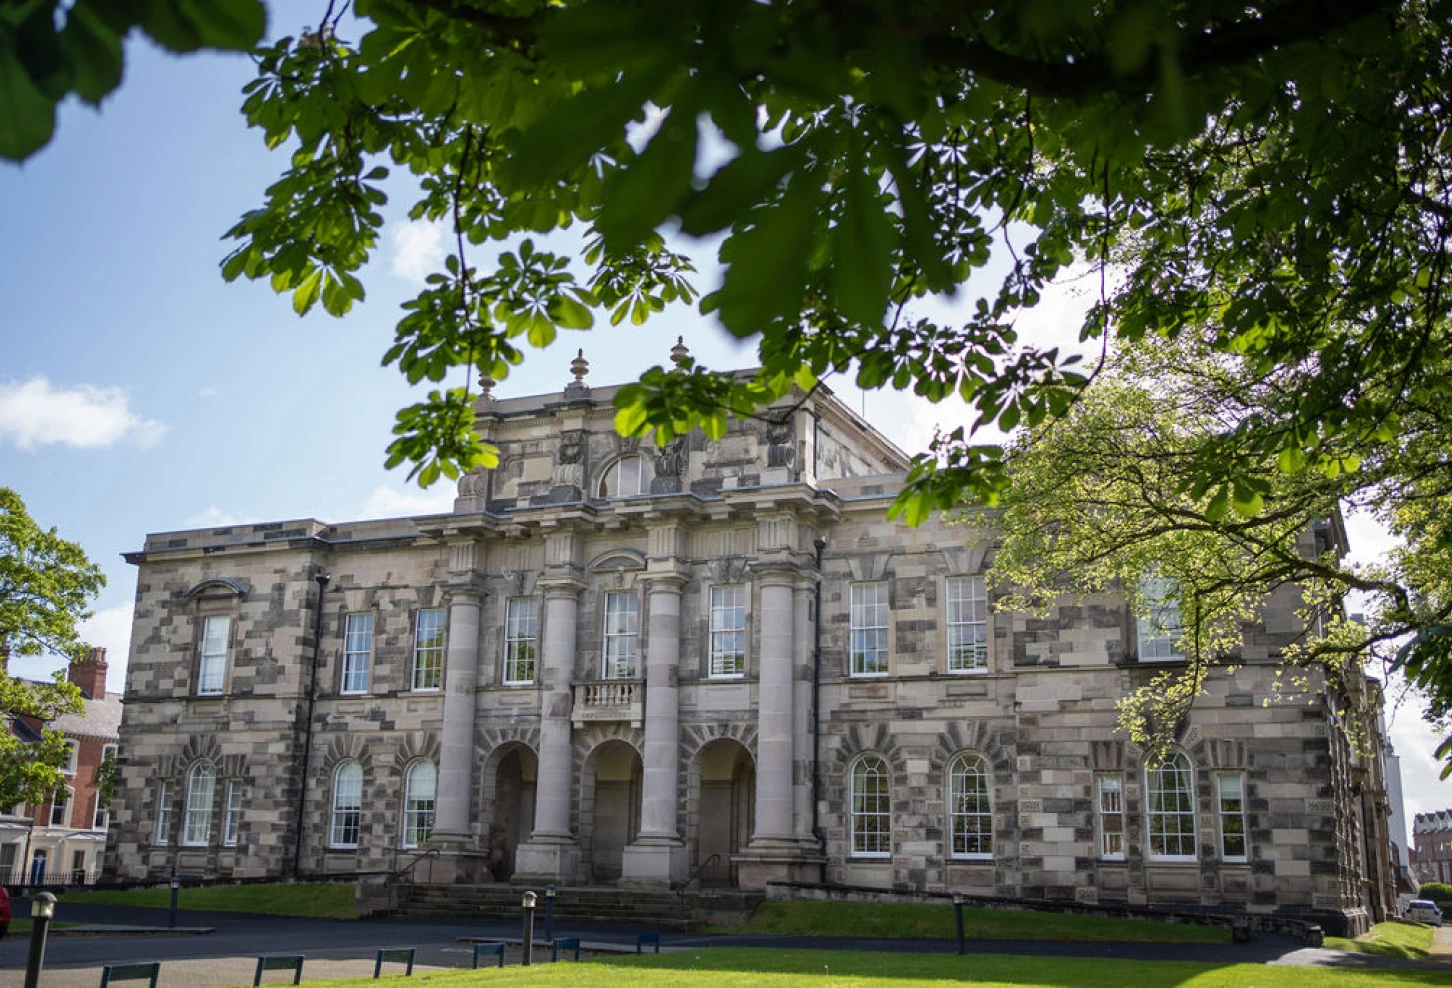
[24, 891, 57, 988]
[169, 874, 181, 929]
[521, 891, 537, 966]
[951, 890, 966, 955]
[545, 884, 557, 943]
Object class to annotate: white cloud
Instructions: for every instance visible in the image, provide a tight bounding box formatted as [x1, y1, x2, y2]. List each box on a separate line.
[388, 220, 446, 284]
[0, 376, 167, 451]
[199, 386, 223, 400]
[77, 604, 134, 695]
[184, 506, 247, 528]
[360, 484, 456, 519]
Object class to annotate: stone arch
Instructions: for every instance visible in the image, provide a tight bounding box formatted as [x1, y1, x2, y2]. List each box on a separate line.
[686, 734, 756, 887]
[393, 731, 440, 768]
[577, 733, 644, 883]
[824, 723, 907, 864]
[183, 577, 249, 600]
[476, 728, 540, 882]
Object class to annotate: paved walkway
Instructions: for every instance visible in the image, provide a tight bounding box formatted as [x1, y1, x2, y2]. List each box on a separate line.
[1430, 925, 1452, 961]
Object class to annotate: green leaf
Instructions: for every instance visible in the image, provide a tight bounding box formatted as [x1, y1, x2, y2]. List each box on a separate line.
[175, 0, 267, 51]
[615, 402, 648, 436]
[714, 176, 821, 336]
[0, 27, 57, 160]
[293, 267, 322, 315]
[831, 153, 894, 326]
[680, 145, 803, 237]
[595, 107, 698, 254]
[549, 295, 595, 330]
[60, 4, 125, 105]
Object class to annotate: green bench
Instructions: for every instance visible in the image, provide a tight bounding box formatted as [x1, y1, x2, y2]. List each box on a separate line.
[100, 962, 161, 988]
[254, 954, 305, 985]
[374, 946, 416, 978]
[473, 942, 506, 968]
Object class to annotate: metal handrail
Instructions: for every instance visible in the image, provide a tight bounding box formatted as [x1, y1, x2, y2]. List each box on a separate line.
[392, 847, 441, 882]
[680, 852, 722, 894]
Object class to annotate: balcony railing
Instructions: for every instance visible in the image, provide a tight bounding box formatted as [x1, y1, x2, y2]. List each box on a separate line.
[572, 679, 645, 728]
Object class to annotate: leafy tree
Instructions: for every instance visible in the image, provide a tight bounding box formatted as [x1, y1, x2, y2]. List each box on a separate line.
[989, 337, 1448, 756]
[0, 488, 100, 808]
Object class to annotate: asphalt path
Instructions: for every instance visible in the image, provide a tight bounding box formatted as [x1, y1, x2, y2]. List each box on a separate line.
[2, 903, 1449, 978]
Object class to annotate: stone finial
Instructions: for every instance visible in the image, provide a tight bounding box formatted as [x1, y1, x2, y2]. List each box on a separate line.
[565, 349, 591, 398]
[478, 373, 496, 400]
[670, 336, 690, 368]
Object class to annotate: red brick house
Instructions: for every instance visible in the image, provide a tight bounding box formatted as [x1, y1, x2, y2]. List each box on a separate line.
[1, 648, 121, 884]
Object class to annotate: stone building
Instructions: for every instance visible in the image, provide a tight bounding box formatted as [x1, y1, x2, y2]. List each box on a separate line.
[3, 649, 121, 885]
[1413, 810, 1452, 885]
[106, 353, 1393, 932]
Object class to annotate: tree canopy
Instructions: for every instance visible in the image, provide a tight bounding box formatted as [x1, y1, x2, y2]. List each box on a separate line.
[9, 3, 1452, 748]
[0, 488, 97, 808]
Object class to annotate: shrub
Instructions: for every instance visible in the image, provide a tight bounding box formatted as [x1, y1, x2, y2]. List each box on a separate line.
[1418, 882, 1452, 905]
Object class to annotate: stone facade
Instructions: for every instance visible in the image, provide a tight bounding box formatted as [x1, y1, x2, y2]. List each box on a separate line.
[106, 361, 1393, 933]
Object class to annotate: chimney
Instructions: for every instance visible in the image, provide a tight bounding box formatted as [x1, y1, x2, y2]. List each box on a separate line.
[68, 647, 109, 698]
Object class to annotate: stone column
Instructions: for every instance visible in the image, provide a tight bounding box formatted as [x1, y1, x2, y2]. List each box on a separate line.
[622, 572, 688, 886]
[792, 577, 815, 842]
[513, 574, 583, 881]
[753, 569, 796, 841]
[738, 560, 825, 889]
[434, 585, 482, 840]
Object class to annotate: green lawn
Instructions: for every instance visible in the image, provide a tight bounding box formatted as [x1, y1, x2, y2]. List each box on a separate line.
[58, 881, 359, 918]
[704, 899, 1231, 943]
[1325, 921, 1437, 960]
[280, 947, 1452, 987]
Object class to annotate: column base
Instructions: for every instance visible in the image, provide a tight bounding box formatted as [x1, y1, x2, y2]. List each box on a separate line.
[734, 838, 825, 890]
[620, 837, 688, 888]
[512, 837, 581, 884]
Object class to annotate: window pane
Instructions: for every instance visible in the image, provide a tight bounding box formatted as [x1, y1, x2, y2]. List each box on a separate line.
[404, 761, 437, 848]
[851, 756, 891, 856]
[198, 616, 229, 694]
[850, 583, 889, 676]
[946, 576, 988, 672]
[331, 762, 363, 848]
[1097, 774, 1125, 858]
[949, 754, 993, 858]
[342, 613, 373, 693]
[223, 780, 242, 847]
[603, 592, 638, 679]
[1218, 771, 1247, 859]
[412, 609, 445, 690]
[1137, 575, 1184, 662]
[505, 598, 538, 684]
[183, 762, 214, 846]
[1147, 753, 1196, 859]
[710, 585, 746, 677]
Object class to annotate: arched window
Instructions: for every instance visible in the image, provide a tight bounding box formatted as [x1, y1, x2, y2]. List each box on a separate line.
[1146, 751, 1196, 860]
[402, 761, 436, 848]
[330, 761, 363, 849]
[850, 755, 891, 858]
[599, 455, 644, 498]
[181, 762, 214, 846]
[948, 754, 993, 859]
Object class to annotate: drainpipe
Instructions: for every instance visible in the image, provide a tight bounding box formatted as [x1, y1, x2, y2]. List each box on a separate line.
[292, 570, 330, 881]
[811, 536, 828, 880]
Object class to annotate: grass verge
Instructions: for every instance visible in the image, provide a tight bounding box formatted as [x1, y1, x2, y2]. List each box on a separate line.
[702, 899, 1231, 943]
[278, 946, 1452, 986]
[1324, 921, 1436, 960]
[59, 882, 359, 918]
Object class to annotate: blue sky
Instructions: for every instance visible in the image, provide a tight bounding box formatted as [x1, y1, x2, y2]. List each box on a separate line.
[1, 12, 1446, 838]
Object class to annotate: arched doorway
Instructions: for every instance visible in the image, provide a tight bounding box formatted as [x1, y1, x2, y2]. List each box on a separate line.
[696, 739, 754, 887]
[584, 740, 642, 883]
[487, 745, 537, 882]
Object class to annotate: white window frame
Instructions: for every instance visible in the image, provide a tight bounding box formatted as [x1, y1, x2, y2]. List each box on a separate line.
[1097, 773, 1126, 860]
[850, 754, 891, 858]
[945, 575, 988, 673]
[341, 612, 373, 694]
[1136, 574, 1184, 662]
[402, 761, 437, 849]
[155, 781, 172, 846]
[602, 591, 639, 680]
[503, 597, 538, 685]
[1146, 752, 1197, 861]
[850, 582, 889, 677]
[61, 740, 79, 776]
[330, 761, 362, 849]
[709, 584, 746, 678]
[411, 608, 445, 691]
[1216, 771, 1248, 862]
[92, 793, 109, 831]
[197, 615, 230, 695]
[182, 761, 215, 847]
[599, 455, 644, 497]
[222, 780, 242, 847]
[948, 753, 993, 859]
[49, 787, 72, 828]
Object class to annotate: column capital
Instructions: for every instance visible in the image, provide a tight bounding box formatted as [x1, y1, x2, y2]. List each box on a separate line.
[444, 580, 487, 604]
[538, 576, 586, 598]
[642, 570, 689, 593]
[748, 558, 803, 585]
